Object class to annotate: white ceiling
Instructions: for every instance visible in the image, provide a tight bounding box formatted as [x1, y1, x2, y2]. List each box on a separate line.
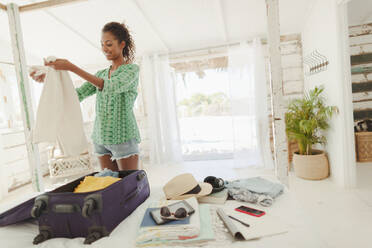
[348, 0, 372, 26]
[0, 0, 315, 68]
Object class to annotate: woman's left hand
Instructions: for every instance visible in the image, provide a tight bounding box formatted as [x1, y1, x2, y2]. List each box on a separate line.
[44, 58, 73, 71]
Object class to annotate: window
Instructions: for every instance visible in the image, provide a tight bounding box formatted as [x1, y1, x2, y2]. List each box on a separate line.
[175, 68, 234, 160]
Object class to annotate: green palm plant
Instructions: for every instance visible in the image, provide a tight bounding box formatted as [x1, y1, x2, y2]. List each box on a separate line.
[285, 86, 337, 155]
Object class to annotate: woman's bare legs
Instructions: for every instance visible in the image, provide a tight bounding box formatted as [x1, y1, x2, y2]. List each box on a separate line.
[117, 155, 139, 170]
[98, 154, 119, 171]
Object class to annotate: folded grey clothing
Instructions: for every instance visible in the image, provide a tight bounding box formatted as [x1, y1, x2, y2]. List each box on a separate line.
[225, 177, 284, 207]
[226, 177, 284, 198]
[228, 187, 274, 207]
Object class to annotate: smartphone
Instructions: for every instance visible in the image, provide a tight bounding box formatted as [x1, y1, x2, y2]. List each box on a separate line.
[150, 200, 195, 225]
[235, 205, 265, 217]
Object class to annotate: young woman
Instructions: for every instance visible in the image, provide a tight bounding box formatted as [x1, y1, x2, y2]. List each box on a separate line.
[30, 22, 141, 171]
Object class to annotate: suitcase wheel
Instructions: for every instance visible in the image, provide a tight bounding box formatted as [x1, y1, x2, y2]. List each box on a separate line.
[82, 198, 96, 218]
[82, 194, 102, 218]
[84, 231, 102, 245]
[31, 196, 48, 218]
[33, 230, 51, 245]
[137, 171, 146, 181]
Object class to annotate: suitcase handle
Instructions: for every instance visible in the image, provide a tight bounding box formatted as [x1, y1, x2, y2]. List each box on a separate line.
[52, 204, 81, 213]
[124, 171, 147, 202]
[123, 183, 143, 203]
[123, 171, 146, 202]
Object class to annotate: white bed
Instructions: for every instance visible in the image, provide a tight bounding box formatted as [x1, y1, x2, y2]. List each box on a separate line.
[0, 185, 328, 248]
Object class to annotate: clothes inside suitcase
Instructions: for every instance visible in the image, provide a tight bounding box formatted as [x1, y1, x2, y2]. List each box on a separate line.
[0, 170, 150, 245]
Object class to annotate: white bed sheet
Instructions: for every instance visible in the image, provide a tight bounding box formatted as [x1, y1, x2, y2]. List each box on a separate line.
[0, 185, 328, 248]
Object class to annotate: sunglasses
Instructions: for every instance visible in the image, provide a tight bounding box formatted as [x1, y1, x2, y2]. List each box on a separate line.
[160, 206, 188, 220]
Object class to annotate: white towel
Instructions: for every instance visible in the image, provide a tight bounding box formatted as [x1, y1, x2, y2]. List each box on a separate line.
[31, 57, 88, 156]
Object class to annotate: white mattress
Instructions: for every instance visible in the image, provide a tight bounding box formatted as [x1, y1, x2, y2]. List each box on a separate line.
[0, 185, 328, 248]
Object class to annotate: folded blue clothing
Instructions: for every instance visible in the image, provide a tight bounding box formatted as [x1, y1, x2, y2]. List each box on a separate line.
[226, 177, 284, 198]
[225, 177, 284, 207]
[94, 168, 119, 178]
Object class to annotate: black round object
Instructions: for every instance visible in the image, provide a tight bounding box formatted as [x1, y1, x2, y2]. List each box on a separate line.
[204, 176, 225, 193]
[33, 230, 50, 245]
[84, 231, 102, 245]
[82, 198, 96, 218]
[31, 199, 47, 218]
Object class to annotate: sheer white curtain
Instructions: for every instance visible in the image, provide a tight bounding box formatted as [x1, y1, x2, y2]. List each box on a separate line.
[228, 39, 274, 169]
[140, 54, 183, 166]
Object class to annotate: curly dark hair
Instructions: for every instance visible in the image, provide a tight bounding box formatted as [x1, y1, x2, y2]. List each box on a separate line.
[102, 22, 135, 63]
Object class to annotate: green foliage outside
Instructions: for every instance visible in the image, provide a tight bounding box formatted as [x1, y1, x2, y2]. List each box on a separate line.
[178, 92, 231, 116]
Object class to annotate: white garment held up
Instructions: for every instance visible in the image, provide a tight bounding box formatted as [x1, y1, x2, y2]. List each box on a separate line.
[31, 57, 88, 156]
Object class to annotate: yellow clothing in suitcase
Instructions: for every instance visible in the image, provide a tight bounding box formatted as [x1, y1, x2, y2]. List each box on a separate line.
[74, 176, 121, 193]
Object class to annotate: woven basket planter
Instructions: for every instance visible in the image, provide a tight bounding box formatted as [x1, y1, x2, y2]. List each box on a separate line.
[293, 149, 329, 180]
[355, 132, 372, 162]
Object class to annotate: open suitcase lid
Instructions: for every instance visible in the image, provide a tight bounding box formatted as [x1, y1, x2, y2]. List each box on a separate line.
[0, 172, 96, 227]
[0, 195, 38, 226]
[0, 172, 94, 227]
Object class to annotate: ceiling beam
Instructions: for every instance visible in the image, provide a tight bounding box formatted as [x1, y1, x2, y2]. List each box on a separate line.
[216, 0, 228, 42]
[0, 2, 7, 11]
[17, 0, 100, 52]
[44, 9, 100, 51]
[130, 0, 169, 52]
[337, 0, 352, 5]
[159, 33, 300, 59]
[19, 0, 87, 12]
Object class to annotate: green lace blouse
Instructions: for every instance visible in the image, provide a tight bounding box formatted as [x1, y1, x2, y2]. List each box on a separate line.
[76, 64, 141, 145]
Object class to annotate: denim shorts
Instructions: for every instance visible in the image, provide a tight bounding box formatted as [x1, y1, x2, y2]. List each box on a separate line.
[93, 139, 139, 161]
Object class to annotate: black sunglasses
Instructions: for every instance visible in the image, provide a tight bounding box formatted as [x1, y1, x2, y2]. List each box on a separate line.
[160, 206, 188, 220]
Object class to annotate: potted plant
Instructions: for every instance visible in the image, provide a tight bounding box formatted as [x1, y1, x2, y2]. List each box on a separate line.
[285, 86, 337, 180]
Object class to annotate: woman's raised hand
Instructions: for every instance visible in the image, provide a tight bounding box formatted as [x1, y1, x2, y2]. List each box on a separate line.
[44, 58, 73, 71]
[30, 71, 46, 83]
[29, 58, 74, 82]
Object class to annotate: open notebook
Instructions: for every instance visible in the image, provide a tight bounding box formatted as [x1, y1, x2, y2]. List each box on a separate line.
[217, 208, 288, 240]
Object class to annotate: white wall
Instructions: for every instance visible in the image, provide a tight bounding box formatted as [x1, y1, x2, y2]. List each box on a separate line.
[302, 0, 354, 187]
[348, 0, 372, 26]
